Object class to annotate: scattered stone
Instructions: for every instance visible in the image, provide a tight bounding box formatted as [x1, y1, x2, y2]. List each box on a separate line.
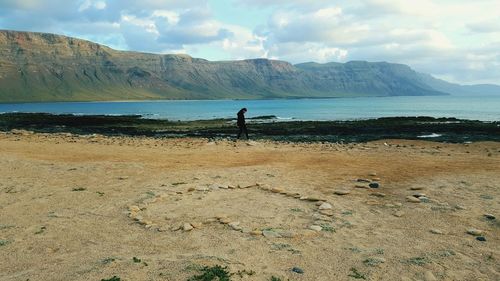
[319, 210, 334, 217]
[430, 229, 443, 235]
[219, 217, 231, 224]
[419, 196, 430, 203]
[371, 177, 381, 181]
[413, 193, 426, 198]
[250, 230, 262, 236]
[309, 225, 322, 232]
[369, 182, 380, 188]
[157, 226, 169, 232]
[319, 202, 333, 210]
[128, 205, 141, 212]
[187, 187, 195, 192]
[279, 231, 296, 238]
[410, 186, 424, 190]
[228, 222, 241, 231]
[195, 186, 209, 192]
[467, 228, 483, 236]
[424, 271, 437, 281]
[291, 267, 304, 274]
[133, 215, 143, 222]
[262, 230, 282, 238]
[370, 192, 386, 197]
[183, 223, 194, 231]
[191, 222, 202, 228]
[357, 178, 371, 183]
[227, 185, 236, 189]
[476, 236, 486, 242]
[355, 184, 369, 189]
[271, 188, 284, 193]
[393, 211, 405, 217]
[215, 214, 228, 219]
[334, 190, 350, 195]
[171, 225, 182, 231]
[406, 196, 421, 203]
[484, 214, 496, 220]
[369, 172, 377, 177]
[455, 205, 467, 210]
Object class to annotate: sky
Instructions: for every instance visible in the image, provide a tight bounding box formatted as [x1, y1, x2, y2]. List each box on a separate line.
[1, 0, 499, 85]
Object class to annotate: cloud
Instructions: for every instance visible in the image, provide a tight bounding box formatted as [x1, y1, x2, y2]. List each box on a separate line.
[0, 0, 499, 84]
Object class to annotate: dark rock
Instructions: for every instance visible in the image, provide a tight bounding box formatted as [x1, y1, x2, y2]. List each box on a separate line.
[484, 214, 496, 220]
[369, 182, 380, 188]
[476, 236, 486, 242]
[292, 267, 304, 274]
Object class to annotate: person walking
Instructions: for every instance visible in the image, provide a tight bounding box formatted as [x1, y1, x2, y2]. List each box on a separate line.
[237, 108, 248, 139]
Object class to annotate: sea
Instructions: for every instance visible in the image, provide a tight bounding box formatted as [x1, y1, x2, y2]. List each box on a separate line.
[0, 95, 499, 121]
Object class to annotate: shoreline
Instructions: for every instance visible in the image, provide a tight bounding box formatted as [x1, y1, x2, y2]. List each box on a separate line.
[1, 113, 499, 143]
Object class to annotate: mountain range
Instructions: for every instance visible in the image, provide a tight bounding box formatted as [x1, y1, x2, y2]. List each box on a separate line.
[0, 30, 499, 102]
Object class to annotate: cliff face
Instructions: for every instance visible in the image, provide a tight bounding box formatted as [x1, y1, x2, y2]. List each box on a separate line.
[0, 30, 449, 102]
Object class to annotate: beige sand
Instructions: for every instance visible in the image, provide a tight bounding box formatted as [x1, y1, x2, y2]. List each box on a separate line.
[0, 132, 499, 281]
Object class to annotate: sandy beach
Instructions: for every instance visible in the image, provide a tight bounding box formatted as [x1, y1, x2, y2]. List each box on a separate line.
[0, 131, 499, 281]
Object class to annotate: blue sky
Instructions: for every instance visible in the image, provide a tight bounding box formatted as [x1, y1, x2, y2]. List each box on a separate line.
[1, 0, 499, 85]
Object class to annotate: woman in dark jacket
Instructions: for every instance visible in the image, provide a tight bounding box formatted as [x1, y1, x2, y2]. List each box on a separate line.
[237, 108, 248, 139]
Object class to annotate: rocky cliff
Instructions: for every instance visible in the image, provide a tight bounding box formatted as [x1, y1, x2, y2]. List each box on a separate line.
[0, 30, 453, 102]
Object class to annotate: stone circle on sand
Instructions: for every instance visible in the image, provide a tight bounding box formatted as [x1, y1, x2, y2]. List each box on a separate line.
[126, 182, 337, 238]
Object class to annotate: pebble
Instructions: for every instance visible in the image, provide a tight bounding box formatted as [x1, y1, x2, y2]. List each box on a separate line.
[228, 222, 242, 231]
[370, 192, 386, 197]
[157, 226, 169, 232]
[250, 230, 262, 236]
[371, 177, 381, 181]
[262, 230, 282, 238]
[410, 186, 424, 190]
[191, 222, 202, 228]
[309, 225, 322, 232]
[406, 196, 421, 203]
[128, 205, 141, 212]
[319, 202, 333, 210]
[476, 236, 486, 242]
[430, 229, 443, 235]
[467, 228, 483, 236]
[291, 267, 304, 274]
[357, 178, 371, 183]
[183, 223, 194, 231]
[355, 184, 369, 189]
[424, 271, 437, 281]
[195, 186, 209, 192]
[419, 196, 430, 203]
[413, 192, 426, 198]
[334, 190, 350, 195]
[393, 211, 405, 217]
[369, 182, 380, 188]
[219, 217, 231, 224]
[369, 172, 377, 176]
[319, 210, 334, 216]
[484, 214, 496, 220]
[187, 187, 195, 192]
[271, 188, 284, 193]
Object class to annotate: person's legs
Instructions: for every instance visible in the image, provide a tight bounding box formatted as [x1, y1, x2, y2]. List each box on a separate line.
[243, 125, 249, 139]
[237, 126, 243, 139]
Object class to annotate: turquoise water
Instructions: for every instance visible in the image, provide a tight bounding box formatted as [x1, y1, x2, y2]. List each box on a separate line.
[0, 96, 499, 121]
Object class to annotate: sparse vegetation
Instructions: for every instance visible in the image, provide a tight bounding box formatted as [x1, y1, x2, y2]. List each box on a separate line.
[0, 239, 10, 246]
[188, 265, 231, 281]
[402, 256, 431, 266]
[320, 223, 335, 232]
[348, 268, 366, 279]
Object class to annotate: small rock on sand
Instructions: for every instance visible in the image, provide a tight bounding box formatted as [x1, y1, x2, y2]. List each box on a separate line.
[334, 190, 350, 195]
[128, 205, 141, 212]
[410, 186, 424, 190]
[355, 184, 369, 189]
[424, 271, 437, 281]
[319, 202, 333, 210]
[406, 196, 421, 203]
[357, 178, 371, 183]
[369, 172, 377, 176]
[369, 182, 380, 188]
[476, 236, 486, 242]
[183, 223, 194, 231]
[309, 225, 322, 232]
[467, 228, 483, 236]
[484, 214, 496, 220]
[195, 186, 209, 192]
[271, 188, 284, 193]
[262, 230, 282, 238]
[430, 229, 443, 235]
[393, 211, 404, 217]
[219, 217, 231, 224]
[319, 210, 334, 216]
[250, 230, 262, 236]
[370, 192, 386, 197]
[191, 222, 202, 228]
